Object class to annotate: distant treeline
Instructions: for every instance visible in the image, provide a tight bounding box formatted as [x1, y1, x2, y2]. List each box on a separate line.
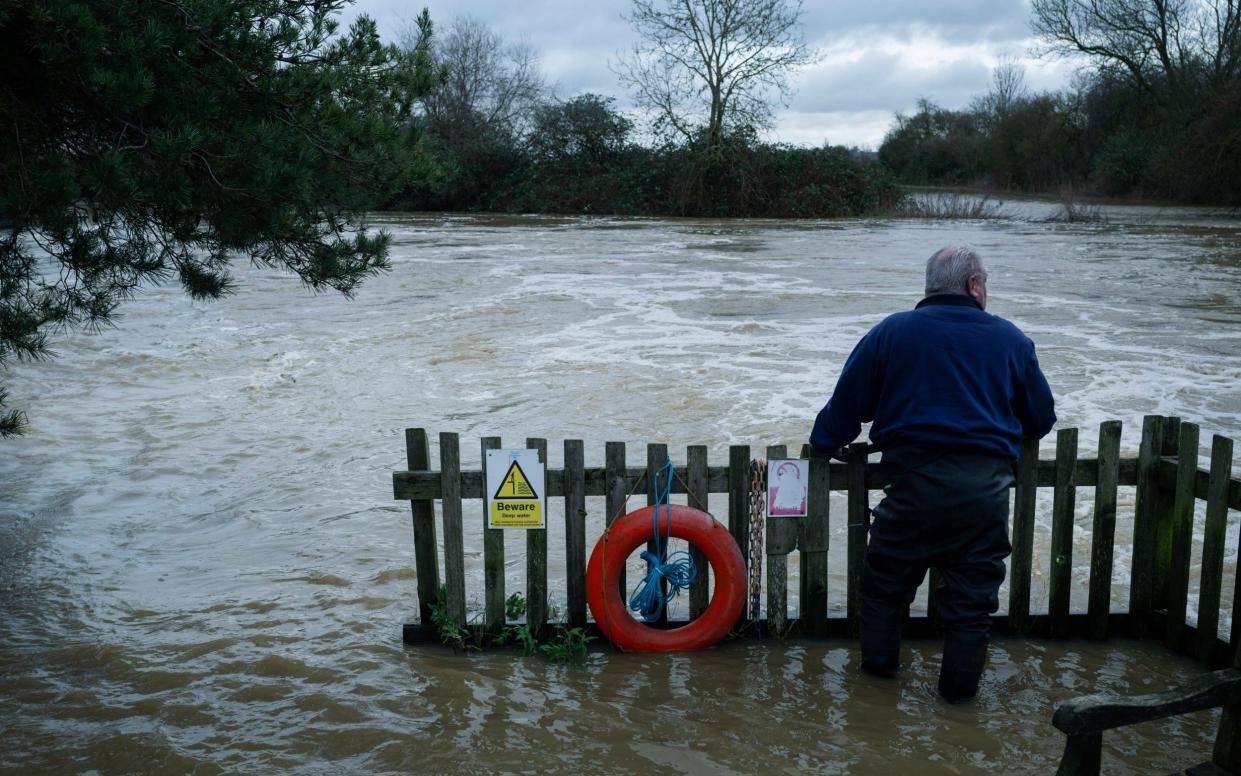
[879, 77, 1240, 206]
[393, 71, 1241, 219]
[390, 2, 1241, 217]
[388, 94, 900, 218]
[879, 0, 1241, 207]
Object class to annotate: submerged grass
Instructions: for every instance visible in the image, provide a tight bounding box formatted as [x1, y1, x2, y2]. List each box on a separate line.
[429, 587, 593, 663]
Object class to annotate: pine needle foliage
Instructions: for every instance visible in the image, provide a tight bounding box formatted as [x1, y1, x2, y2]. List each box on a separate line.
[0, 1, 440, 435]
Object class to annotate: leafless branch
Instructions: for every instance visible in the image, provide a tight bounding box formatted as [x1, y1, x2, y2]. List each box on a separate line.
[614, 0, 818, 148]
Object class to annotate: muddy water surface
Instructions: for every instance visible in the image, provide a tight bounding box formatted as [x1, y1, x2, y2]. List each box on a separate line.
[3, 203, 1241, 773]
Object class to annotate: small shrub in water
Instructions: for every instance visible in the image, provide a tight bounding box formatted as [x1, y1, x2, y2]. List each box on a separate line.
[891, 191, 1007, 220]
[1044, 193, 1106, 224]
[512, 625, 538, 657]
[505, 592, 527, 621]
[540, 625, 593, 664]
[429, 586, 474, 652]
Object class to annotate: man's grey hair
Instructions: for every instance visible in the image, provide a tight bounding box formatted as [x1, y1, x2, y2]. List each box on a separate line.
[925, 245, 985, 296]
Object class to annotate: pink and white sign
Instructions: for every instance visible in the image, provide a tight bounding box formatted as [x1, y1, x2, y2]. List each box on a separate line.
[767, 459, 809, 517]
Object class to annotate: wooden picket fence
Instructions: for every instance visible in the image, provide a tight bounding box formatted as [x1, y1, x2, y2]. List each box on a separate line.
[392, 415, 1241, 774]
[392, 415, 1238, 650]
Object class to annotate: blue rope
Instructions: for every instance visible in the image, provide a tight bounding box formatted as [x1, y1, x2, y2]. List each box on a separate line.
[628, 457, 697, 623]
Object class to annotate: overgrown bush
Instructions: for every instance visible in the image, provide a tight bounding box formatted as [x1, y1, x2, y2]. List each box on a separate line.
[1044, 191, 1106, 223]
[891, 192, 1007, 220]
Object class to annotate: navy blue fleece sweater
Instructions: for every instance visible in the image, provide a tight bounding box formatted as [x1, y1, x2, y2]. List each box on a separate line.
[809, 295, 1056, 459]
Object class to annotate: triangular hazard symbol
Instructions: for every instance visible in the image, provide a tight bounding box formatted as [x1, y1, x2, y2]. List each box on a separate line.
[494, 460, 538, 499]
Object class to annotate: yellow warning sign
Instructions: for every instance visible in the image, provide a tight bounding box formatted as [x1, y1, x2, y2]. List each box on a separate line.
[486, 450, 545, 529]
[493, 461, 537, 499]
[490, 499, 542, 528]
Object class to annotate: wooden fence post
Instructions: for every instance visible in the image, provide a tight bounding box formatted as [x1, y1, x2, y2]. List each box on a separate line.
[1217, 433, 1241, 772]
[687, 444, 710, 619]
[1087, 421, 1122, 640]
[526, 437, 548, 638]
[846, 442, 868, 636]
[481, 436, 504, 634]
[605, 441, 627, 596]
[1009, 436, 1039, 634]
[800, 455, 831, 637]
[565, 439, 587, 629]
[439, 431, 466, 625]
[766, 445, 797, 637]
[405, 428, 439, 625]
[1050, 427, 1078, 639]
[729, 445, 751, 630]
[1130, 415, 1165, 638]
[1166, 422, 1199, 653]
[1153, 416, 1182, 611]
[1197, 434, 1234, 663]
[647, 443, 669, 625]
[1217, 581, 1241, 771]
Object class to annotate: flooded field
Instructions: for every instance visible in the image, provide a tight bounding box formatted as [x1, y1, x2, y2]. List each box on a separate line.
[3, 201, 1240, 773]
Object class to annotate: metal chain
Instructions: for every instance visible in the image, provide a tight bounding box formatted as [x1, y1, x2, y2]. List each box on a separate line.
[748, 459, 766, 622]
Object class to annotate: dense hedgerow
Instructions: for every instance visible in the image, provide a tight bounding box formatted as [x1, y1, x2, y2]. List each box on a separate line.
[878, 78, 1241, 206]
[390, 95, 901, 218]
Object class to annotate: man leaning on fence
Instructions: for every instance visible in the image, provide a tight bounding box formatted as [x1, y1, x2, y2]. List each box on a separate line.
[809, 245, 1056, 703]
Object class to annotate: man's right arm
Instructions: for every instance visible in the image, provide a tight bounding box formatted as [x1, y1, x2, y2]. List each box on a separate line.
[1015, 338, 1056, 439]
[810, 331, 881, 455]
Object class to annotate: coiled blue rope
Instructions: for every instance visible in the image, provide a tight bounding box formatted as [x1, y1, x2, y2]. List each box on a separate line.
[628, 457, 697, 623]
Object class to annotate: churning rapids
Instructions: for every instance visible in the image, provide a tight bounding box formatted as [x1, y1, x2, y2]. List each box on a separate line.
[3, 199, 1240, 773]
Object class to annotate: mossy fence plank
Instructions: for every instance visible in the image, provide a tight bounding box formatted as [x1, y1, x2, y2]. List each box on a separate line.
[1167, 422, 1200, 653]
[687, 445, 710, 620]
[481, 436, 504, 634]
[846, 442, 868, 636]
[729, 444, 751, 630]
[800, 456, 831, 637]
[605, 441, 627, 596]
[1087, 421, 1122, 640]
[1196, 434, 1235, 663]
[646, 442, 669, 626]
[439, 431, 466, 625]
[405, 428, 439, 626]
[766, 445, 794, 637]
[1129, 415, 1165, 639]
[1153, 417, 1183, 612]
[1050, 427, 1078, 639]
[526, 438, 549, 639]
[1009, 436, 1039, 635]
[565, 439, 587, 629]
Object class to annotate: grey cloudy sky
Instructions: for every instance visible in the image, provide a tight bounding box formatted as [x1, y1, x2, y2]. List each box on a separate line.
[345, 0, 1079, 148]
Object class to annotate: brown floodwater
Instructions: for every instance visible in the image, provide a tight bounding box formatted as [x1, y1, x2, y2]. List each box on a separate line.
[3, 200, 1240, 773]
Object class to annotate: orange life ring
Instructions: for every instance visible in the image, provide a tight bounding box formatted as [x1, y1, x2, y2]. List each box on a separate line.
[586, 504, 746, 652]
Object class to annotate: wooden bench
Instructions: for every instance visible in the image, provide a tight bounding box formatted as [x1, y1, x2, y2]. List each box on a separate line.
[1054, 668, 1241, 775]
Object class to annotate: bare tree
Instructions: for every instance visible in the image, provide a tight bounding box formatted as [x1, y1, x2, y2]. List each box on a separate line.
[403, 15, 545, 141]
[971, 55, 1029, 125]
[1030, 0, 1241, 102]
[991, 55, 1029, 116]
[615, 0, 817, 150]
